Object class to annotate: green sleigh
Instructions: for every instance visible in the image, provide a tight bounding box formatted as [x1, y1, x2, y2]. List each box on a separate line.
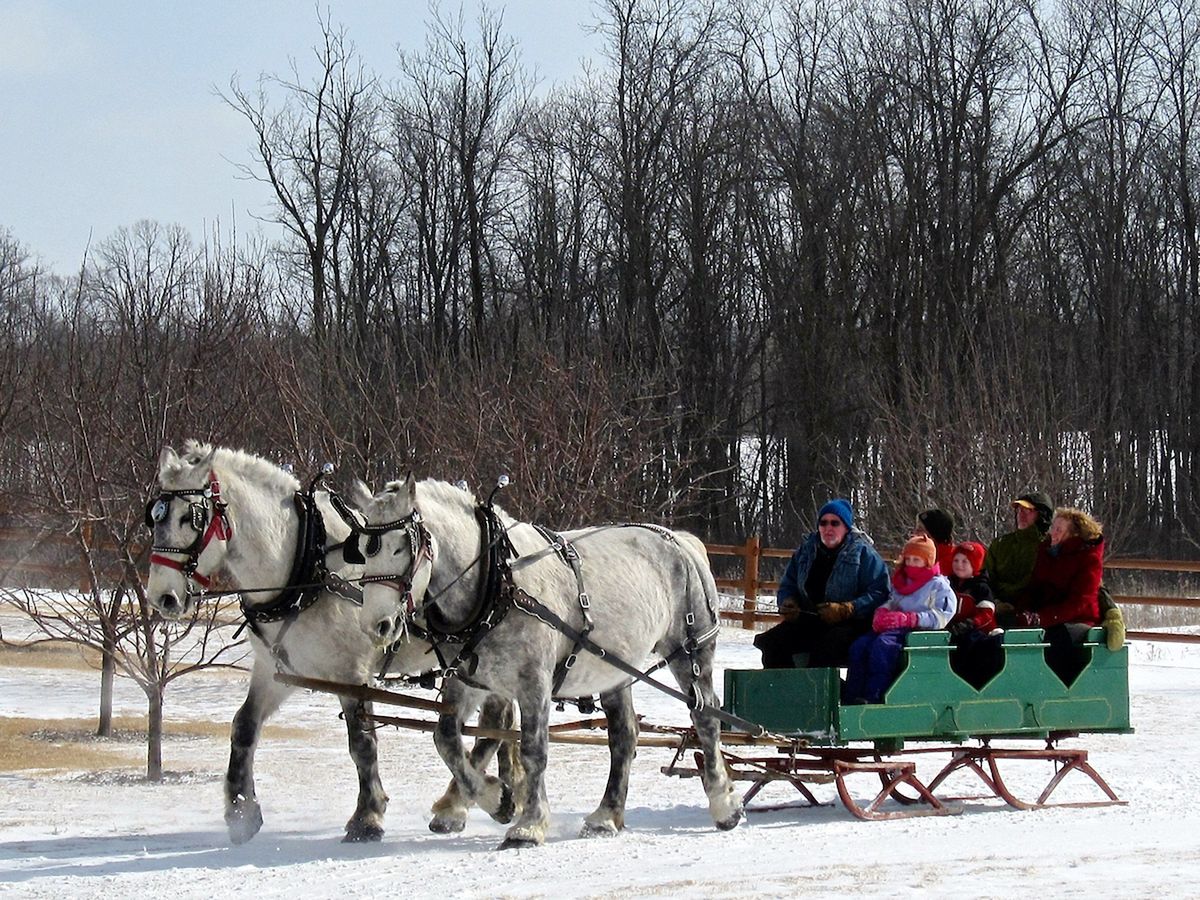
[664, 628, 1131, 819]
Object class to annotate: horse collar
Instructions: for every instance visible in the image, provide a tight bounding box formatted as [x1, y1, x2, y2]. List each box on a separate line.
[420, 503, 515, 648]
[240, 486, 331, 624]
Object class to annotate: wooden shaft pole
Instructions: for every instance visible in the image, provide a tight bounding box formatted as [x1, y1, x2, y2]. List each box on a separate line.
[274, 673, 451, 714]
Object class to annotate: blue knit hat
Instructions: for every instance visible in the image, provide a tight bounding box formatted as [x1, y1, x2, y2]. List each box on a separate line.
[818, 498, 854, 530]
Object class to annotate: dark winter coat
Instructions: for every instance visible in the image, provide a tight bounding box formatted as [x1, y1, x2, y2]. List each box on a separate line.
[777, 530, 889, 620]
[948, 572, 1000, 635]
[1018, 536, 1105, 627]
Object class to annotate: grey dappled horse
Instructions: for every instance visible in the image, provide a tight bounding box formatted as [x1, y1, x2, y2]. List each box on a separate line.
[145, 442, 518, 843]
[354, 477, 743, 848]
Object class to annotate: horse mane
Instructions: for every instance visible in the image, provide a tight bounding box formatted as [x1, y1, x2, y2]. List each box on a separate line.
[370, 477, 517, 528]
[413, 478, 517, 524]
[165, 440, 300, 496]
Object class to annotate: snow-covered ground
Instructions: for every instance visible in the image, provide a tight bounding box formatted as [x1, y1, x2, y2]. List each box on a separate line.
[2, 623, 1198, 898]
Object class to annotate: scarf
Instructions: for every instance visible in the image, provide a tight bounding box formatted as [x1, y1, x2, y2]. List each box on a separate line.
[891, 562, 939, 595]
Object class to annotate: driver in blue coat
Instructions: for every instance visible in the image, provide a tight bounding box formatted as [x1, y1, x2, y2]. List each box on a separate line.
[754, 499, 890, 669]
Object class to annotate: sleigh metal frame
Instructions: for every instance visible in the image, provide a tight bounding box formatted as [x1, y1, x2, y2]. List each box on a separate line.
[659, 734, 1126, 821]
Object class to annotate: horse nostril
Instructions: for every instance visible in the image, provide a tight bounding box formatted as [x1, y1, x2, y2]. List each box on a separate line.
[158, 593, 179, 613]
[375, 618, 394, 639]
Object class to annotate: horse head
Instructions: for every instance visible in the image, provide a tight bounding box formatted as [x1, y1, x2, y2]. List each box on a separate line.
[354, 475, 436, 647]
[145, 442, 234, 619]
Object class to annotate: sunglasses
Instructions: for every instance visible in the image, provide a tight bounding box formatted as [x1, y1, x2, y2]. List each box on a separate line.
[818, 518, 844, 528]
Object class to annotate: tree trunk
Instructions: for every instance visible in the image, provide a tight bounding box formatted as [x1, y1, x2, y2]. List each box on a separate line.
[146, 684, 164, 782]
[97, 637, 115, 737]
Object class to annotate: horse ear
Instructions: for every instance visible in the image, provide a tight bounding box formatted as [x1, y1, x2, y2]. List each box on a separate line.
[405, 471, 416, 504]
[158, 446, 179, 474]
[349, 479, 373, 509]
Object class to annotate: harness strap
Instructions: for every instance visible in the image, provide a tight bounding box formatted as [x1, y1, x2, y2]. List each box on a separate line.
[533, 524, 595, 695]
[509, 588, 764, 736]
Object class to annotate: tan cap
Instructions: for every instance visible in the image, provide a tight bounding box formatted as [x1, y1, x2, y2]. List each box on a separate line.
[1012, 499, 1036, 510]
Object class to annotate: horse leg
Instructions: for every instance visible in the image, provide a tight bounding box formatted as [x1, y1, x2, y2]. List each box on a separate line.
[430, 683, 517, 834]
[581, 685, 636, 837]
[499, 690, 552, 850]
[429, 693, 521, 830]
[668, 647, 743, 830]
[488, 695, 526, 816]
[224, 664, 289, 844]
[339, 695, 388, 842]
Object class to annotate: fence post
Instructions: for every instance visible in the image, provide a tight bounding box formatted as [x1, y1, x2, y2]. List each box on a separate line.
[741, 535, 760, 630]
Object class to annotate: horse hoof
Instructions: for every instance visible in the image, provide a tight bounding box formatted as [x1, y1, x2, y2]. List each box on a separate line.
[225, 803, 263, 845]
[342, 824, 384, 843]
[491, 786, 516, 825]
[715, 808, 743, 831]
[580, 822, 620, 838]
[497, 836, 539, 851]
[429, 816, 466, 834]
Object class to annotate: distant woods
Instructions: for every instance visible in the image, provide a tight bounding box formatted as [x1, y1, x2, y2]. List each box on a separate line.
[2, 0, 1200, 557]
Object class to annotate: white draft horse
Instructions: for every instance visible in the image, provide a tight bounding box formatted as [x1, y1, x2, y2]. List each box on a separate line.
[145, 442, 519, 843]
[354, 477, 744, 848]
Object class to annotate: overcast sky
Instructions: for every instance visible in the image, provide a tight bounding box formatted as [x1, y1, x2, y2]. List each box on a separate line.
[0, 1, 601, 275]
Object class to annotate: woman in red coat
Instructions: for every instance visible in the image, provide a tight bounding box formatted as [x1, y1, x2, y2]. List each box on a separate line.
[1016, 507, 1104, 683]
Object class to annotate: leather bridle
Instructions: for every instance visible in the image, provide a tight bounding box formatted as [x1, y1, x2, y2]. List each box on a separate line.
[348, 508, 434, 619]
[146, 471, 232, 591]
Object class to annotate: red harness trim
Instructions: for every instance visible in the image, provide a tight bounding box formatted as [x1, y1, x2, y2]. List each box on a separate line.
[149, 552, 213, 588]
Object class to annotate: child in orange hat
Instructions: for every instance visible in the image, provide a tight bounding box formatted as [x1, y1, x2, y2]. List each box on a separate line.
[843, 534, 956, 704]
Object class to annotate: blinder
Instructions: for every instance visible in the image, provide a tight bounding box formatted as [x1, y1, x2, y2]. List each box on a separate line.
[342, 532, 383, 566]
[145, 497, 169, 529]
[144, 483, 213, 535]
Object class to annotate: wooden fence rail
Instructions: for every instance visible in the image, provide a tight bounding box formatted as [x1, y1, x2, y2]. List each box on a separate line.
[4, 528, 1197, 645]
[706, 537, 1200, 645]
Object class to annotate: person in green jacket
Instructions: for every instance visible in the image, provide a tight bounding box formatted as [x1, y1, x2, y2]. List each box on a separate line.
[984, 490, 1053, 614]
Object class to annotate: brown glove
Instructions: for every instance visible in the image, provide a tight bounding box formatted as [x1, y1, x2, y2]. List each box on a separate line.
[817, 601, 855, 625]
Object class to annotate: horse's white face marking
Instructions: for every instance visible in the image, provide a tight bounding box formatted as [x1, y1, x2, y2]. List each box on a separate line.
[359, 479, 432, 646]
[146, 443, 227, 620]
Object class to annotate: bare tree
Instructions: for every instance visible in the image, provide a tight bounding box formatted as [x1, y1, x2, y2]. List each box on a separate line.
[1, 224, 265, 778]
[225, 18, 373, 346]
